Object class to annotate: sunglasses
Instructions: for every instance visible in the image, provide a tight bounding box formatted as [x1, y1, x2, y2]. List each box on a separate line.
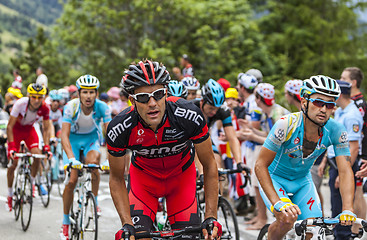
[30, 95, 44, 100]
[307, 98, 336, 109]
[131, 88, 167, 103]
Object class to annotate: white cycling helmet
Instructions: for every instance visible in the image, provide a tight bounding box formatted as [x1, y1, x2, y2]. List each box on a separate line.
[237, 73, 258, 90]
[300, 75, 340, 100]
[182, 76, 200, 90]
[76, 75, 100, 90]
[245, 69, 263, 82]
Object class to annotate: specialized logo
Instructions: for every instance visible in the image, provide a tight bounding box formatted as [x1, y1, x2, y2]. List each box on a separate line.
[107, 116, 132, 142]
[278, 188, 285, 196]
[353, 124, 360, 133]
[134, 141, 188, 157]
[174, 107, 203, 126]
[307, 197, 315, 210]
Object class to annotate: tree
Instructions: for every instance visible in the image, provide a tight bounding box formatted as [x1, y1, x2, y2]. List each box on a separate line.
[54, 0, 274, 89]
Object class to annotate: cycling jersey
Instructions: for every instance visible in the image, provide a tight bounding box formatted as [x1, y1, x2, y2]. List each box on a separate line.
[264, 112, 350, 180]
[182, 64, 194, 77]
[193, 100, 232, 128]
[10, 97, 50, 128]
[107, 97, 209, 178]
[50, 108, 63, 130]
[62, 98, 111, 136]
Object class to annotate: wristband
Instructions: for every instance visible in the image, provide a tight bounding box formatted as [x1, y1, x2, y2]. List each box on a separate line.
[271, 198, 295, 213]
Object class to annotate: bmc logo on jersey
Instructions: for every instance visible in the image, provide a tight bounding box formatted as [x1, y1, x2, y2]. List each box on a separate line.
[107, 116, 132, 142]
[135, 141, 187, 157]
[174, 107, 203, 126]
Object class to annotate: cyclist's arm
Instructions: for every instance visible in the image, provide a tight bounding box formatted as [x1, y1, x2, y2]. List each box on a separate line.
[109, 154, 133, 226]
[42, 119, 52, 146]
[6, 115, 17, 143]
[349, 140, 359, 166]
[103, 122, 109, 134]
[61, 122, 74, 159]
[336, 154, 355, 212]
[254, 147, 279, 205]
[195, 137, 218, 219]
[223, 125, 242, 164]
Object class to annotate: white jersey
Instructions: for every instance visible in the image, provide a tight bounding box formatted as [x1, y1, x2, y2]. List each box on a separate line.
[10, 97, 50, 126]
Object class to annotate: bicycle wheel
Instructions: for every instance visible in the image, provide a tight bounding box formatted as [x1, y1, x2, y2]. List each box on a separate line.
[217, 197, 239, 240]
[38, 160, 51, 207]
[81, 191, 98, 240]
[13, 171, 22, 221]
[70, 189, 80, 240]
[20, 173, 33, 231]
[0, 147, 7, 168]
[57, 154, 65, 197]
[257, 224, 270, 240]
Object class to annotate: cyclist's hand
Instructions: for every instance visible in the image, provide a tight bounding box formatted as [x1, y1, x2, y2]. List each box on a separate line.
[7, 141, 17, 159]
[271, 198, 301, 219]
[101, 160, 110, 171]
[337, 210, 356, 226]
[67, 158, 82, 170]
[115, 224, 136, 240]
[202, 217, 222, 240]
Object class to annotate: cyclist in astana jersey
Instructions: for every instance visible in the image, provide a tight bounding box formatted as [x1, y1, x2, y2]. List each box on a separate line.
[107, 60, 221, 240]
[193, 79, 246, 172]
[49, 90, 63, 138]
[60, 75, 111, 240]
[255, 75, 357, 240]
[6, 83, 52, 211]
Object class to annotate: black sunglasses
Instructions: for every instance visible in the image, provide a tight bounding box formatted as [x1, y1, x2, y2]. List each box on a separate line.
[307, 98, 336, 110]
[131, 88, 167, 103]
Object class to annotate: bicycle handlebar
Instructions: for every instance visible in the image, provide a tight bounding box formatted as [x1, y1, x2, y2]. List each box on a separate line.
[127, 226, 202, 239]
[294, 217, 367, 236]
[14, 153, 47, 158]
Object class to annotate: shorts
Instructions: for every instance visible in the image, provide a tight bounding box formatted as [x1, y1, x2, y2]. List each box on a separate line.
[260, 173, 322, 220]
[63, 131, 100, 165]
[128, 163, 200, 234]
[12, 125, 39, 151]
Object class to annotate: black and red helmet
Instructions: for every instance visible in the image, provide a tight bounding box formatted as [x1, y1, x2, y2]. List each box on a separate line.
[123, 60, 171, 94]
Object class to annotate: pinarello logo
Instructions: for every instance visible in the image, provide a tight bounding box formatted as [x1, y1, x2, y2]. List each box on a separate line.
[294, 137, 300, 144]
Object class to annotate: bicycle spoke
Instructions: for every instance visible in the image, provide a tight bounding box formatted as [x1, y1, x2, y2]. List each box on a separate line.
[82, 192, 98, 240]
[21, 174, 33, 231]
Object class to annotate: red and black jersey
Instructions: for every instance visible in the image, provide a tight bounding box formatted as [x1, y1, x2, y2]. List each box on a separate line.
[106, 97, 209, 178]
[352, 92, 367, 159]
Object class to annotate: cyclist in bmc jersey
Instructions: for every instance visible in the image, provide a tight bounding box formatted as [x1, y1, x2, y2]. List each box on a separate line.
[107, 60, 221, 240]
[6, 83, 51, 211]
[255, 75, 356, 240]
[60, 75, 111, 240]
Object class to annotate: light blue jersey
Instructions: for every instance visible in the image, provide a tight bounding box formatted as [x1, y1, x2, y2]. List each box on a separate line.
[62, 98, 111, 165]
[260, 112, 350, 219]
[264, 112, 350, 180]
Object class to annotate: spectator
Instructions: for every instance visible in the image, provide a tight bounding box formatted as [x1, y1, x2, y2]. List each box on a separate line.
[11, 69, 22, 90]
[68, 85, 78, 100]
[284, 79, 303, 111]
[172, 54, 194, 80]
[36, 66, 48, 88]
[217, 78, 231, 92]
[99, 92, 109, 104]
[246, 69, 263, 83]
[107, 87, 125, 118]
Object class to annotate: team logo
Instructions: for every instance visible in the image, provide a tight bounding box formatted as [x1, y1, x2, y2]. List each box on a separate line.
[294, 137, 300, 144]
[307, 197, 315, 210]
[138, 129, 144, 136]
[339, 131, 348, 143]
[353, 124, 360, 133]
[274, 128, 285, 142]
[136, 138, 143, 144]
[359, 107, 365, 117]
[132, 216, 140, 224]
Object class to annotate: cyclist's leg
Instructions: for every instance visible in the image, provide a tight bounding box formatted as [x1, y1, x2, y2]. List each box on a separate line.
[82, 132, 101, 202]
[291, 173, 322, 220]
[259, 176, 296, 239]
[7, 128, 26, 190]
[166, 164, 200, 238]
[24, 127, 40, 179]
[128, 165, 161, 232]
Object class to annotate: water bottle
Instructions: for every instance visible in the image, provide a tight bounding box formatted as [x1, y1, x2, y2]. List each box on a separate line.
[157, 215, 167, 231]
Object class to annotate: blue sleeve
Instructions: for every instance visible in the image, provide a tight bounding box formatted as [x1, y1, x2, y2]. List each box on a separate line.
[62, 103, 73, 124]
[100, 101, 112, 123]
[263, 117, 288, 153]
[330, 121, 351, 157]
[344, 116, 362, 142]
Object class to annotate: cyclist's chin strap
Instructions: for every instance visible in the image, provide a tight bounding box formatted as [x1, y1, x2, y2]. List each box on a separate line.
[301, 99, 326, 136]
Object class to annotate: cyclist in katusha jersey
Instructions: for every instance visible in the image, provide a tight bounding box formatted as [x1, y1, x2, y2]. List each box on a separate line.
[60, 75, 111, 240]
[255, 75, 356, 240]
[107, 60, 221, 240]
[6, 83, 52, 211]
[194, 79, 246, 172]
